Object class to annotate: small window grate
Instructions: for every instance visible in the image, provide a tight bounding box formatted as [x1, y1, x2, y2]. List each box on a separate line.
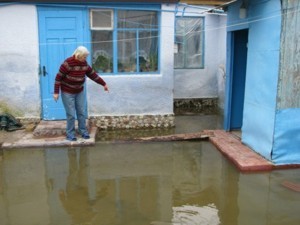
[90, 9, 113, 30]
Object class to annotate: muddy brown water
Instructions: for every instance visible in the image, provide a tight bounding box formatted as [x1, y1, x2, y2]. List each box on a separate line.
[0, 115, 299, 225]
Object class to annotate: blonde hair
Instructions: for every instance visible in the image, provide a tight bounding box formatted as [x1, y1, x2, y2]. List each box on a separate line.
[73, 46, 89, 59]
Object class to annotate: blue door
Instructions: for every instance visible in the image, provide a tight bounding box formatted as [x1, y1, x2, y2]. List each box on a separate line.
[224, 29, 248, 130]
[38, 7, 88, 120]
[230, 29, 248, 129]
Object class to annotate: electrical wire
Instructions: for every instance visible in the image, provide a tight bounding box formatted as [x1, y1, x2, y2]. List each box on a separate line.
[1, 2, 299, 47]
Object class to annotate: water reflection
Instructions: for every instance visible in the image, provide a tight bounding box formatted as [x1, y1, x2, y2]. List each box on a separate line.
[172, 204, 220, 225]
[58, 148, 95, 224]
[0, 141, 300, 225]
[0, 150, 50, 225]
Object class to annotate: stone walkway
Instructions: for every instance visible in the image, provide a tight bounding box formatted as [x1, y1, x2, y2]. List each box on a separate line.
[208, 130, 274, 172]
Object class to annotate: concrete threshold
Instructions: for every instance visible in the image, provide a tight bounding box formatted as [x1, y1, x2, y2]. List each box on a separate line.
[2, 127, 97, 148]
[207, 130, 274, 172]
[207, 130, 300, 172]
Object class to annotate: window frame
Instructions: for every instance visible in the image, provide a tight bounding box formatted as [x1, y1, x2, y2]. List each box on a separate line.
[174, 16, 205, 69]
[89, 7, 161, 75]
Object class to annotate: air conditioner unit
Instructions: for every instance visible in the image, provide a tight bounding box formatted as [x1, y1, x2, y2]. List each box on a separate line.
[90, 9, 113, 30]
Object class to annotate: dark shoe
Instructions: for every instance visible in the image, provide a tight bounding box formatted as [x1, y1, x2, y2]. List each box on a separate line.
[82, 134, 90, 139]
[66, 136, 77, 141]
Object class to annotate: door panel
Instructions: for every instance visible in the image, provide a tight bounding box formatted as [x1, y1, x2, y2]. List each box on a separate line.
[38, 8, 87, 120]
[230, 29, 248, 129]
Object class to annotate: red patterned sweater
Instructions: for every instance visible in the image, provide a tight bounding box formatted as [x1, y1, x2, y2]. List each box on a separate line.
[54, 56, 106, 94]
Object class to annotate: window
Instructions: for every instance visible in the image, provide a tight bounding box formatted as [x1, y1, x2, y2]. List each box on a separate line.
[174, 17, 204, 69]
[91, 9, 159, 74]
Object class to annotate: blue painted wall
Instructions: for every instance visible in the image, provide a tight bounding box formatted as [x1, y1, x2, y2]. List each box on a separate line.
[226, 0, 282, 162]
[227, 0, 300, 165]
[273, 108, 300, 164]
[242, 0, 281, 161]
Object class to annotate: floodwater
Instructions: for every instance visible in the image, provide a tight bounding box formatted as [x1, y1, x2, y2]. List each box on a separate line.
[0, 115, 300, 225]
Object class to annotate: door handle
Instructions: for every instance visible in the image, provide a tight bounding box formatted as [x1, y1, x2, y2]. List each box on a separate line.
[42, 66, 48, 76]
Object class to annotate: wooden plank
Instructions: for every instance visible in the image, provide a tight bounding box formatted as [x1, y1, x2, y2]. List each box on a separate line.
[278, 0, 300, 109]
[123, 131, 214, 142]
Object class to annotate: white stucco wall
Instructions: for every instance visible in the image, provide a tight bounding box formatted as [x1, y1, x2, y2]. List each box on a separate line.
[87, 4, 175, 116]
[0, 4, 40, 118]
[216, 15, 227, 110]
[0, 4, 225, 119]
[174, 9, 227, 101]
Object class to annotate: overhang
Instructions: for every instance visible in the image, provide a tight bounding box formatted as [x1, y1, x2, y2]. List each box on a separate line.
[180, 0, 234, 6]
[0, 0, 179, 3]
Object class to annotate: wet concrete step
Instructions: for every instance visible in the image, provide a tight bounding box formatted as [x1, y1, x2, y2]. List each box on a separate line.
[33, 120, 66, 137]
[2, 126, 97, 148]
[33, 120, 90, 137]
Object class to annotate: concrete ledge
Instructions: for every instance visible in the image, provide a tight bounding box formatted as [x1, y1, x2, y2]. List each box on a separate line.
[208, 130, 274, 172]
[2, 127, 97, 148]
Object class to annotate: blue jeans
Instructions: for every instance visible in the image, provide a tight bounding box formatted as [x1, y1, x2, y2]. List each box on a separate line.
[61, 91, 88, 138]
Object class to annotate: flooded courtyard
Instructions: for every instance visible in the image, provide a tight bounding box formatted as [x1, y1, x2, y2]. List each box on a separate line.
[0, 115, 300, 225]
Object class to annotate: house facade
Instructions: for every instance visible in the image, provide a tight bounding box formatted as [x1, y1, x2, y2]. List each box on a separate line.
[224, 0, 300, 165]
[174, 3, 227, 113]
[0, 1, 226, 129]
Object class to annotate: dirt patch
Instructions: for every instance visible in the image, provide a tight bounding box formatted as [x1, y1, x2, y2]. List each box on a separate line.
[0, 130, 27, 147]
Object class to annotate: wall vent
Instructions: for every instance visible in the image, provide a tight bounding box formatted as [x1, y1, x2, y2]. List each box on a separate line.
[90, 9, 113, 30]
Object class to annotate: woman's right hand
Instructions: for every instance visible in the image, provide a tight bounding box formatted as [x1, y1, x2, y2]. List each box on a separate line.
[53, 94, 59, 102]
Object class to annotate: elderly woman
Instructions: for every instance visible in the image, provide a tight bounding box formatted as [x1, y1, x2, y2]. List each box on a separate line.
[53, 46, 109, 141]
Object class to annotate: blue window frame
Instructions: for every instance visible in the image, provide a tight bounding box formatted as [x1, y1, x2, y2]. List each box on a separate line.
[90, 8, 160, 74]
[174, 17, 204, 69]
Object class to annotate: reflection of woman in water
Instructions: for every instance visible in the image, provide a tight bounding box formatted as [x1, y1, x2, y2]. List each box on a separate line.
[59, 148, 96, 224]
